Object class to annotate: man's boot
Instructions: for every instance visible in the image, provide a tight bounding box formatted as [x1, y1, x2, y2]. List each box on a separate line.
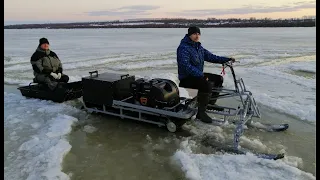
[47, 81, 58, 91]
[196, 92, 213, 123]
[207, 86, 224, 111]
[42, 76, 58, 91]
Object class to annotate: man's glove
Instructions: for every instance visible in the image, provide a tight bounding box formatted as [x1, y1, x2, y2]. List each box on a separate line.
[50, 72, 59, 79]
[57, 73, 62, 79]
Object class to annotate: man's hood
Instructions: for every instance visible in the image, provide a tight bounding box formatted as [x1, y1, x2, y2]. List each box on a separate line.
[180, 34, 201, 47]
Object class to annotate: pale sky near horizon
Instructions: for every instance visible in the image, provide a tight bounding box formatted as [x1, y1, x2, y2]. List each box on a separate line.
[4, 0, 316, 24]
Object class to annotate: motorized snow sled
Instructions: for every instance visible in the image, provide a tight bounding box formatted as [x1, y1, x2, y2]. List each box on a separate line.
[17, 61, 289, 160]
[79, 62, 289, 160]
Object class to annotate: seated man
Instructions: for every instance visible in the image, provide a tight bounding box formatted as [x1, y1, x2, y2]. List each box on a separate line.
[177, 26, 235, 123]
[30, 38, 69, 90]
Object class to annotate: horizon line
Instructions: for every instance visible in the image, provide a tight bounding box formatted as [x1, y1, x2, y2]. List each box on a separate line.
[4, 15, 316, 26]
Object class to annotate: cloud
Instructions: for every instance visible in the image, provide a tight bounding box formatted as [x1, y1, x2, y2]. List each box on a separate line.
[171, 1, 316, 16]
[118, 5, 160, 11]
[86, 5, 160, 16]
[293, 0, 315, 6]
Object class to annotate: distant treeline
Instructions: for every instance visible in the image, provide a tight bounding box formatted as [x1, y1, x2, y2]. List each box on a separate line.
[4, 18, 316, 29]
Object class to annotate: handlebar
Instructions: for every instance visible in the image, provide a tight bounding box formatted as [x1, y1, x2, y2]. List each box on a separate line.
[223, 60, 240, 67]
[221, 60, 240, 92]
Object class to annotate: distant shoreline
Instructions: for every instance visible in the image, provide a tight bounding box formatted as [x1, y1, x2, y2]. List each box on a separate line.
[4, 18, 316, 29]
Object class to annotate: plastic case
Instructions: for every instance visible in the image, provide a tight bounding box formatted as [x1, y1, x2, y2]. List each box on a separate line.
[82, 71, 135, 106]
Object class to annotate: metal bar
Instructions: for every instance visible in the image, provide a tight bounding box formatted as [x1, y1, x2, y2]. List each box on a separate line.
[189, 105, 239, 116]
[238, 93, 245, 108]
[249, 95, 261, 118]
[210, 117, 227, 126]
[242, 96, 249, 119]
[210, 106, 241, 116]
[208, 110, 238, 116]
[240, 78, 247, 92]
[238, 81, 244, 92]
[218, 88, 238, 93]
[163, 97, 189, 110]
[121, 96, 133, 102]
[84, 107, 166, 126]
[233, 110, 244, 150]
[219, 93, 243, 100]
[210, 93, 239, 100]
[113, 105, 160, 117]
[113, 100, 195, 119]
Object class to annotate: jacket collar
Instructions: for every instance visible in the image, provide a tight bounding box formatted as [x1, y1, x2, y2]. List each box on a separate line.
[181, 34, 201, 47]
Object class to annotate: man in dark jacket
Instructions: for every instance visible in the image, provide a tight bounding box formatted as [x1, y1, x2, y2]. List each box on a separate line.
[177, 26, 235, 123]
[30, 38, 69, 90]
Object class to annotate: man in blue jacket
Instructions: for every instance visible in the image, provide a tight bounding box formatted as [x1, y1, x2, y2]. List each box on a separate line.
[177, 26, 235, 123]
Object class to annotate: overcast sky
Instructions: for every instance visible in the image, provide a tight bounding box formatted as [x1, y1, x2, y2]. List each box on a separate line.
[4, 0, 316, 24]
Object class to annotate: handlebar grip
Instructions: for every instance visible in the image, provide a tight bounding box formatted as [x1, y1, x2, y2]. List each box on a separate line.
[89, 70, 98, 77]
[120, 74, 129, 79]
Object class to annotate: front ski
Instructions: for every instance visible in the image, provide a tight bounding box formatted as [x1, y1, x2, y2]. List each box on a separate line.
[248, 122, 289, 132]
[256, 153, 285, 160]
[233, 120, 287, 160]
[207, 145, 285, 160]
[235, 148, 285, 160]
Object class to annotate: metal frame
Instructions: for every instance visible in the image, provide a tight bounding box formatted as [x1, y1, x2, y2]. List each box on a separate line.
[82, 96, 196, 131]
[192, 62, 263, 153]
[82, 62, 261, 141]
[188, 62, 288, 158]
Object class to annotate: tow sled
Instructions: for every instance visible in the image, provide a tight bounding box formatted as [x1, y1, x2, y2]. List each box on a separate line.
[17, 81, 83, 103]
[17, 62, 289, 160]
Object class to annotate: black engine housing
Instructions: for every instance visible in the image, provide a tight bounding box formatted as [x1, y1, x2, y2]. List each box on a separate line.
[130, 78, 180, 108]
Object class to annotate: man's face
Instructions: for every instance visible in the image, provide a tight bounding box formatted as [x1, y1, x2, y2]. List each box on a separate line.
[40, 43, 49, 50]
[189, 33, 200, 42]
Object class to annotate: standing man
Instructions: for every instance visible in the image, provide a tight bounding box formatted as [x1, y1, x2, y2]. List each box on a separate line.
[30, 38, 69, 90]
[177, 26, 235, 123]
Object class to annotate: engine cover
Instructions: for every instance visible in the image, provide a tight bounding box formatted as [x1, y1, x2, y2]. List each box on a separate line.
[130, 78, 180, 108]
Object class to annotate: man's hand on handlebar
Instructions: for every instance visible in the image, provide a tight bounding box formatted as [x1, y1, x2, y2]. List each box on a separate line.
[228, 57, 236, 63]
[222, 57, 239, 66]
